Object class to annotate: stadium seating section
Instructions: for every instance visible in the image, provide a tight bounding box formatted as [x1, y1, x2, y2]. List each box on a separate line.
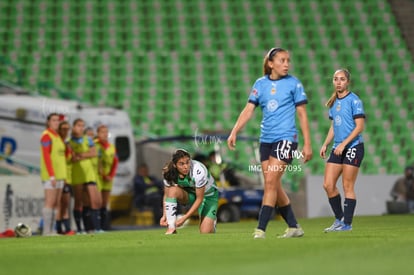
[0, 0, 413, 177]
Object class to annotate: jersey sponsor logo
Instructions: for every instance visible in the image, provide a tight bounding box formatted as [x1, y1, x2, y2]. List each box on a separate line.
[266, 99, 279, 112]
[271, 83, 276, 94]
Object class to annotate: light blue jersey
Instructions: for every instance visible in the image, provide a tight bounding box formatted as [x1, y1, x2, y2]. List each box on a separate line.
[329, 92, 365, 149]
[248, 75, 308, 143]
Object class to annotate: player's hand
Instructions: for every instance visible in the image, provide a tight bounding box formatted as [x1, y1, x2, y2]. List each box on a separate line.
[302, 144, 313, 163]
[50, 178, 56, 187]
[159, 215, 168, 227]
[227, 134, 237, 150]
[176, 215, 188, 228]
[320, 145, 327, 159]
[334, 143, 346, 156]
[72, 154, 81, 162]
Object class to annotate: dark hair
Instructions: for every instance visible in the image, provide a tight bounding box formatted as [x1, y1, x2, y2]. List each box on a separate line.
[58, 120, 69, 131]
[263, 47, 287, 75]
[162, 149, 191, 184]
[326, 69, 351, 108]
[97, 124, 107, 133]
[73, 118, 84, 126]
[58, 121, 70, 139]
[45, 112, 60, 128]
[47, 112, 59, 121]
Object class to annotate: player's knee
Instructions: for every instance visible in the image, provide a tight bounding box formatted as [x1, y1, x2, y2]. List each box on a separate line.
[164, 185, 182, 197]
[323, 182, 335, 194]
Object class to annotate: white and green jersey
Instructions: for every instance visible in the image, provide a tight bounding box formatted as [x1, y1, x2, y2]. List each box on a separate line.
[164, 160, 217, 197]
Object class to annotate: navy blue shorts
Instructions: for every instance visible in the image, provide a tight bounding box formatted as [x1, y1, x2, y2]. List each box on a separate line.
[327, 143, 364, 167]
[260, 140, 298, 164]
[62, 183, 73, 194]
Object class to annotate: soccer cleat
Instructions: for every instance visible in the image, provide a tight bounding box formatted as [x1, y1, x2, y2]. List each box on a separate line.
[278, 226, 304, 238]
[335, 224, 352, 232]
[64, 230, 76, 236]
[253, 228, 266, 239]
[324, 219, 345, 233]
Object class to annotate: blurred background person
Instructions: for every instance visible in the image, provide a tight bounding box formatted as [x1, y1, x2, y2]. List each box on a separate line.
[390, 166, 414, 213]
[69, 118, 102, 233]
[40, 113, 66, 236]
[55, 120, 75, 235]
[133, 163, 164, 225]
[95, 125, 118, 230]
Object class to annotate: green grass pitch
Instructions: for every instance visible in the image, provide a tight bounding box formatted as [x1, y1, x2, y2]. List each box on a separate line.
[1, 215, 412, 275]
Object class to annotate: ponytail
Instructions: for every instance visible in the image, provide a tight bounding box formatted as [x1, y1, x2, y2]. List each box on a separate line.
[325, 92, 336, 108]
[263, 55, 272, 75]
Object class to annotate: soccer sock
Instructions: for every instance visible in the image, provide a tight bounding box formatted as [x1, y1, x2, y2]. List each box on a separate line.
[63, 219, 71, 232]
[73, 209, 82, 232]
[82, 206, 93, 231]
[343, 198, 357, 225]
[42, 208, 54, 235]
[278, 204, 298, 228]
[100, 207, 108, 230]
[91, 209, 101, 231]
[328, 194, 344, 221]
[257, 205, 274, 231]
[165, 198, 178, 229]
[56, 220, 63, 234]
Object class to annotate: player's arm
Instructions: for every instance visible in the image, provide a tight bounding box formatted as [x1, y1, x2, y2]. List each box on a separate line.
[79, 146, 97, 159]
[296, 104, 312, 162]
[40, 134, 55, 179]
[79, 137, 97, 159]
[177, 186, 205, 227]
[227, 102, 256, 150]
[320, 122, 334, 159]
[106, 154, 118, 180]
